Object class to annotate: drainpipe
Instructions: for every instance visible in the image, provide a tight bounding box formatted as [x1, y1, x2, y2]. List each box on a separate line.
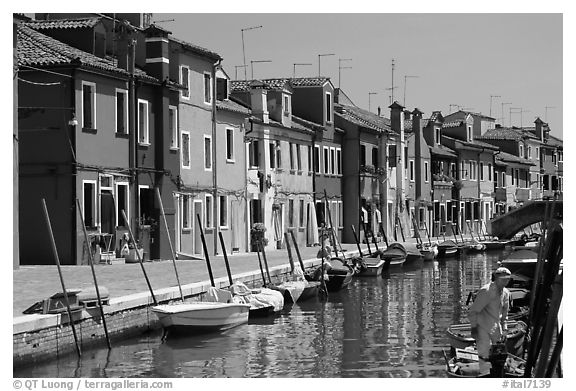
[212, 59, 221, 255]
[128, 40, 139, 237]
[70, 68, 78, 264]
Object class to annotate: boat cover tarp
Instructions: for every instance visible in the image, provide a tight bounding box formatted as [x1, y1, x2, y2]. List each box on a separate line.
[230, 282, 284, 312]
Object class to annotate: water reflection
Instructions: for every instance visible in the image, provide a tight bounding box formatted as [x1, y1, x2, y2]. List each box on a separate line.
[14, 250, 507, 378]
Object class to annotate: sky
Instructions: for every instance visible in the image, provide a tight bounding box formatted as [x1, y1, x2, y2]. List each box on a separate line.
[155, 12, 563, 138]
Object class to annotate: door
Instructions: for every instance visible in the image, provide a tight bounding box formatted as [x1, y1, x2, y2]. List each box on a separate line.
[100, 190, 115, 235]
[231, 201, 240, 252]
[193, 200, 204, 255]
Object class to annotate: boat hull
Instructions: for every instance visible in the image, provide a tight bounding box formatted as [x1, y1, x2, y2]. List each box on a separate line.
[325, 270, 354, 292]
[446, 320, 527, 357]
[152, 302, 250, 334]
[445, 349, 526, 378]
[356, 257, 385, 276]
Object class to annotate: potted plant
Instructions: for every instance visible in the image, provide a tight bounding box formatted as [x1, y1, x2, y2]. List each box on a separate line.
[250, 223, 268, 252]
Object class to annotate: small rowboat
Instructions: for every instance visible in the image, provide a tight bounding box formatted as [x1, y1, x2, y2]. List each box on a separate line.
[350, 255, 385, 276]
[444, 347, 526, 378]
[464, 240, 487, 252]
[306, 258, 354, 292]
[419, 242, 438, 261]
[437, 240, 459, 258]
[380, 243, 407, 269]
[446, 320, 527, 357]
[151, 301, 251, 334]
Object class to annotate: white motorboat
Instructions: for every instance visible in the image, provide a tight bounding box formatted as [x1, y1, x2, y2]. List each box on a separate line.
[152, 301, 250, 333]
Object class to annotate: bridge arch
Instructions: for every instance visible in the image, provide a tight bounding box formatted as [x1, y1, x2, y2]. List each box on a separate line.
[489, 200, 562, 239]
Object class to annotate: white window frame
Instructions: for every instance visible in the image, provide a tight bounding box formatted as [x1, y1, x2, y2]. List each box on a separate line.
[435, 128, 441, 145]
[115, 88, 128, 134]
[535, 147, 539, 160]
[527, 146, 532, 159]
[205, 194, 214, 228]
[519, 144, 524, 158]
[289, 142, 295, 170]
[325, 91, 333, 124]
[81, 81, 97, 129]
[181, 130, 191, 169]
[409, 160, 415, 181]
[219, 195, 229, 229]
[296, 144, 302, 171]
[299, 199, 305, 228]
[137, 184, 150, 222]
[82, 180, 97, 228]
[424, 161, 429, 183]
[488, 163, 492, 182]
[330, 147, 336, 175]
[323, 146, 330, 175]
[203, 72, 213, 105]
[226, 128, 235, 162]
[181, 194, 192, 231]
[467, 126, 472, 141]
[288, 199, 295, 228]
[336, 148, 342, 176]
[307, 145, 313, 173]
[338, 201, 344, 228]
[137, 99, 150, 145]
[480, 162, 484, 181]
[180, 65, 190, 100]
[283, 94, 291, 116]
[314, 145, 321, 174]
[169, 105, 178, 149]
[204, 135, 213, 171]
[115, 182, 129, 227]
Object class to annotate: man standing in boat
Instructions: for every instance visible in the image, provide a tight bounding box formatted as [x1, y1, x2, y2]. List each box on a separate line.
[468, 267, 512, 376]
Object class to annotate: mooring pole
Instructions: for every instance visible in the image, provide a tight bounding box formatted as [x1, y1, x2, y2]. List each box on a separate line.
[42, 199, 81, 357]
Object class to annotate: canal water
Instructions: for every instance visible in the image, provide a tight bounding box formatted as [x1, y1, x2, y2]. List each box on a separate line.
[15, 248, 513, 378]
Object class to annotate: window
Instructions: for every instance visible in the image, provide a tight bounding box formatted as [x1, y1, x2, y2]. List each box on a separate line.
[409, 160, 415, 181]
[450, 162, 457, 178]
[336, 148, 342, 175]
[527, 146, 532, 159]
[502, 172, 506, 187]
[204, 135, 212, 171]
[314, 145, 320, 173]
[308, 145, 313, 173]
[284, 95, 291, 116]
[338, 201, 343, 228]
[137, 99, 149, 145]
[435, 128, 441, 145]
[371, 147, 378, 167]
[116, 183, 129, 227]
[480, 162, 484, 181]
[299, 199, 305, 227]
[296, 144, 302, 171]
[552, 153, 557, 166]
[169, 106, 178, 149]
[323, 146, 330, 174]
[515, 169, 519, 185]
[249, 140, 260, 168]
[180, 66, 190, 99]
[204, 72, 212, 104]
[360, 145, 366, 167]
[535, 147, 539, 160]
[558, 151, 563, 162]
[115, 89, 128, 134]
[269, 141, 277, 169]
[330, 147, 336, 175]
[276, 141, 282, 169]
[469, 161, 473, 180]
[424, 161, 429, 182]
[226, 128, 234, 161]
[467, 126, 472, 141]
[219, 196, 228, 228]
[83, 181, 97, 227]
[289, 143, 295, 170]
[216, 77, 228, 100]
[205, 194, 213, 228]
[488, 164, 492, 181]
[181, 131, 190, 168]
[288, 199, 294, 227]
[536, 173, 540, 189]
[461, 161, 466, 179]
[519, 144, 524, 158]
[182, 195, 191, 229]
[82, 81, 96, 129]
[419, 207, 426, 228]
[325, 92, 332, 123]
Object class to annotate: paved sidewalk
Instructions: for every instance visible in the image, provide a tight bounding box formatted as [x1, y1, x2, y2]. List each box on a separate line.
[13, 242, 372, 317]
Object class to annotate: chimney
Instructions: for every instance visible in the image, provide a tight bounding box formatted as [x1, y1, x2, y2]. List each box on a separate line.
[404, 109, 412, 121]
[412, 108, 424, 199]
[115, 20, 136, 73]
[389, 101, 405, 134]
[534, 117, 544, 142]
[250, 81, 269, 123]
[143, 24, 171, 82]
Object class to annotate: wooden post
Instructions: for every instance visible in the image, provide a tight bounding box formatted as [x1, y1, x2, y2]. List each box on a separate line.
[196, 214, 215, 287]
[75, 199, 111, 349]
[379, 222, 389, 247]
[284, 232, 295, 273]
[41, 199, 81, 357]
[122, 210, 157, 305]
[218, 231, 234, 286]
[289, 230, 306, 273]
[255, 243, 268, 287]
[259, 240, 272, 284]
[155, 188, 184, 302]
[351, 225, 363, 257]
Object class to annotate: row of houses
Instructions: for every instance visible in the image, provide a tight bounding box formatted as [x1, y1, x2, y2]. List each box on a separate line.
[14, 13, 563, 266]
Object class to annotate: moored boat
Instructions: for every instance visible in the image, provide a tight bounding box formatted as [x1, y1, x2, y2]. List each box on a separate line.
[151, 301, 251, 334]
[444, 347, 526, 378]
[498, 249, 539, 278]
[229, 282, 285, 318]
[419, 242, 438, 261]
[446, 320, 527, 357]
[379, 242, 408, 269]
[437, 240, 459, 258]
[350, 255, 385, 276]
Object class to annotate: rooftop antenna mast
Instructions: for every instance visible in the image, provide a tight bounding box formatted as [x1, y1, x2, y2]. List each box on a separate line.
[544, 106, 555, 122]
[234, 65, 247, 80]
[318, 53, 335, 77]
[391, 59, 396, 102]
[338, 58, 352, 88]
[489, 95, 501, 117]
[251, 60, 272, 79]
[241, 25, 263, 80]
